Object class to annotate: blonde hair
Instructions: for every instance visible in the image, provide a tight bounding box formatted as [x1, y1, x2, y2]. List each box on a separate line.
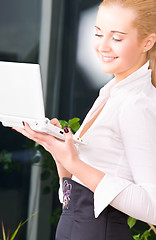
[100, 0, 156, 86]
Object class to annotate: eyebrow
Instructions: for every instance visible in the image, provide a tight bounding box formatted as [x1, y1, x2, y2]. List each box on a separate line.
[94, 26, 101, 30]
[94, 26, 128, 35]
[111, 30, 128, 35]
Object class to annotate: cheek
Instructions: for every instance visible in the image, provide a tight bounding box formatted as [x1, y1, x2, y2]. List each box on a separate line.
[117, 40, 140, 59]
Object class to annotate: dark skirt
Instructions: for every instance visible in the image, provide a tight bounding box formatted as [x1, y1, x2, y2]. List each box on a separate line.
[55, 178, 132, 240]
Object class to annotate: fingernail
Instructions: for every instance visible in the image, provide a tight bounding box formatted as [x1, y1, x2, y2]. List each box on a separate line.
[64, 127, 69, 133]
[22, 121, 25, 126]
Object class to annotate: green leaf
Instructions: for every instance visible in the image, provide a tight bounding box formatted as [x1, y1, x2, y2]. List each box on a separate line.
[140, 230, 151, 240]
[1, 211, 38, 240]
[59, 118, 81, 133]
[127, 217, 137, 229]
[21, 211, 38, 226]
[10, 211, 38, 240]
[133, 234, 141, 240]
[10, 222, 22, 240]
[69, 122, 80, 133]
[68, 118, 80, 125]
[68, 118, 80, 133]
[7, 234, 10, 240]
[59, 120, 68, 129]
[2, 222, 6, 240]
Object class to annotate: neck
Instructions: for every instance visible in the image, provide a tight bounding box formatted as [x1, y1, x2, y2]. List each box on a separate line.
[114, 59, 147, 84]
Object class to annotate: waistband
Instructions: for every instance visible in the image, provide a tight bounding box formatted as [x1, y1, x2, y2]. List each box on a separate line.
[62, 177, 128, 221]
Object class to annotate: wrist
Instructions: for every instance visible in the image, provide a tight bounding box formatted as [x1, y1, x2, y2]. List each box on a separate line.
[64, 156, 80, 175]
[63, 157, 105, 192]
[56, 161, 72, 179]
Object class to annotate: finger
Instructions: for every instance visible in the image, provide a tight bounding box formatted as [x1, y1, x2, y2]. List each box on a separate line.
[13, 125, 38, 141]
[18, 122, 52, 144]
[13, 126, 28, 137]
[50, 118, 61, 128]
[13, 126, 54, 152]
[64, 127, 73, 144]
[23, 122, 41, 139]
[25, 122, 55, 140]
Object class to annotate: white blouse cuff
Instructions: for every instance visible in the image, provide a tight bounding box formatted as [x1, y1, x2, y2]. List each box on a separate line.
[58, 179, 63, 203]
[94, 174, 131, 218]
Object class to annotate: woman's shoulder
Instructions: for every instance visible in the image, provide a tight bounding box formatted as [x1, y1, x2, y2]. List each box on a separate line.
[123, 79, 156, 106]
[119, 86, 156, 125]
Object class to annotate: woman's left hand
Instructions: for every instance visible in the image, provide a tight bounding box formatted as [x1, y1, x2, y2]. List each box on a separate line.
[13, 121, 79, 168]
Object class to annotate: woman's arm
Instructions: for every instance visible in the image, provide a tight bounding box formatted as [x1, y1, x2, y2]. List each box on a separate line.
[49, 118, 72, 181]
[94, 100, 156, 224]
[56, 161, 72, 181]
[58, 131, 105, 192]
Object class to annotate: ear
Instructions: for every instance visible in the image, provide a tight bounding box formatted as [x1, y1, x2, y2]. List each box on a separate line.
[143, 34, 156, 52]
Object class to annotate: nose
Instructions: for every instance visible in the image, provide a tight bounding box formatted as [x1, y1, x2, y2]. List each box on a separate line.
[98, 37, 111, 52]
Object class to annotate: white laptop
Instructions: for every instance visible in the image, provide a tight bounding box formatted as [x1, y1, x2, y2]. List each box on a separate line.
[0, 61, 83, 144]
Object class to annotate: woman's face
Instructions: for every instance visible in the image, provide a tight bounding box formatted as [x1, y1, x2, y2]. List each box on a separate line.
[93, 5, 147, 82]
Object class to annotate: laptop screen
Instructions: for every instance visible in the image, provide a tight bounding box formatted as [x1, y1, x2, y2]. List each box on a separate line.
[0, 61, 45, 121]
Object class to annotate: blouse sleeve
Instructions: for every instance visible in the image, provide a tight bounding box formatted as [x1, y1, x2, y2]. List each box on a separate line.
[94, 98, 156, 224]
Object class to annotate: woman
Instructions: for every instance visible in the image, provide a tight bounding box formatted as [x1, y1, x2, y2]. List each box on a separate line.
[14, 0, 156, 239]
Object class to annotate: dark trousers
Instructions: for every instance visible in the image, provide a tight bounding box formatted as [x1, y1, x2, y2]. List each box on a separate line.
[55, 178, 132, 240]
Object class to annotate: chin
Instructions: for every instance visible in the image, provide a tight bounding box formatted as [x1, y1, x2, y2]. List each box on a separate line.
[99, 58, 120, 73]
[100, 64, 116, 75]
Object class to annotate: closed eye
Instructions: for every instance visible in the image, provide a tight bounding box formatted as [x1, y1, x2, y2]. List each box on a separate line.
[95, 33, 103, 37]
[112, 33, 123, 42]
[113, 37, 122, 42]
[94, 26, 103, 38]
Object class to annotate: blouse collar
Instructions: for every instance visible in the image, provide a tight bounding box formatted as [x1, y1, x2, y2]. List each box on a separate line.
[75, 62, 152, 135]
[99, 61, 152, 99]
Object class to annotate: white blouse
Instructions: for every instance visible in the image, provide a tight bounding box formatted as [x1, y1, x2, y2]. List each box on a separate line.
[60, 61, 156, 225]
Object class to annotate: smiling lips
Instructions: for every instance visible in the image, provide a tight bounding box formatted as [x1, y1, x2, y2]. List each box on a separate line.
[101, 55, 118, 62]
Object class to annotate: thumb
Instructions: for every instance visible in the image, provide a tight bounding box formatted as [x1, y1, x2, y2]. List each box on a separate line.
[64, 127, 73, 144]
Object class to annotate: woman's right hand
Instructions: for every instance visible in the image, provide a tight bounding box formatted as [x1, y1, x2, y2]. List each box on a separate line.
[13, 118, 72, 179]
